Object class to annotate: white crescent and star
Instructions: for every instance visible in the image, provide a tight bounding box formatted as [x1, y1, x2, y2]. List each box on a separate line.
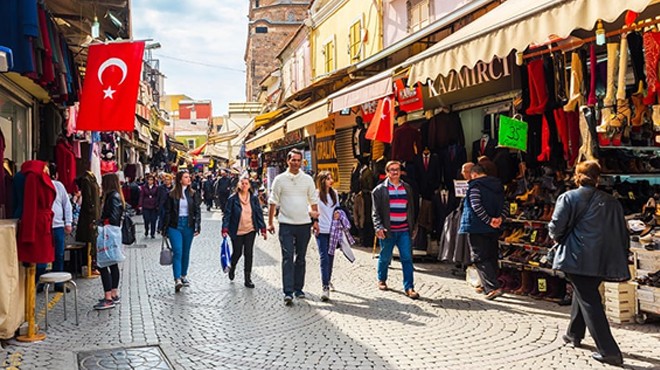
[381, 97, 391, 121]
[97, 57, 128, 100]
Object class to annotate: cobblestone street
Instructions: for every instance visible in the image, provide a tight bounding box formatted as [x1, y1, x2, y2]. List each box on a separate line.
[2, 210, 659, 370]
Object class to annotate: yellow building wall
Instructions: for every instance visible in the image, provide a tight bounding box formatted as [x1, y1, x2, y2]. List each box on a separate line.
[160, 94, 193, 114]
[311, 0, 382, 79]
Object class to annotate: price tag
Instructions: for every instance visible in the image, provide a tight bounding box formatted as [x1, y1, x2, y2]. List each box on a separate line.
[538, 278, 547, 292]
[530, 230, 538, 243]
[510, 202, 518, 216]
[628, 191, 635, 200]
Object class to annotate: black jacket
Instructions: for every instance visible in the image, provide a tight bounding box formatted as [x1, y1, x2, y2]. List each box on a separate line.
[101, 191, 124, 227]
[215, 176, 231, 195]
[161, 187, 202, 234]
[371, 179, 416, 238]
[157, 184, 172, 208]
[548, 186, 630, 281]
[222, 193, 266, 238]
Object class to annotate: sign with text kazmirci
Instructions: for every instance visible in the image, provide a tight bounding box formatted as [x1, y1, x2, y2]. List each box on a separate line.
[422, 52, 520, 110]
[498, 115, 528, 152]
[314, 119, 340, 187]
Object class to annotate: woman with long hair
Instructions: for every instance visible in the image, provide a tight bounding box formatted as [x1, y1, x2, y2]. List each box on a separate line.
[549, 161, 630, 366]
[222, 175, 267, 288]
[94, 173, 125, 310]
[161, 170, 202, 292]
[314, 171, 338, 301]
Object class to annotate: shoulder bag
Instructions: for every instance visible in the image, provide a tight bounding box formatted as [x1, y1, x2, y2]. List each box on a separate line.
[545, 189, 597, 265]
[160, 236, 173, 266]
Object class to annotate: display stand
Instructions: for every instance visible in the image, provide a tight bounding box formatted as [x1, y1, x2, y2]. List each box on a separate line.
[16, 264, 46, 342]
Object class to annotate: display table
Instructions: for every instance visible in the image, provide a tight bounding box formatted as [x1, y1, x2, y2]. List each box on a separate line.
[0, 219, 25, 339]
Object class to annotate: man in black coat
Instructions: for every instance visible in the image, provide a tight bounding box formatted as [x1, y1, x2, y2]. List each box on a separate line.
[214, 170, 231, 211]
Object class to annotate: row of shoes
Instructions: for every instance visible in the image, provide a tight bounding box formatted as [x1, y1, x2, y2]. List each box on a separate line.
[501, 248, 553, 269]
[599, 152, 660, 174]
[634, 270, 660, 287]
[501, 226, 554, 248]
[510, 203, 555, 222]
[497, 269, 569, 304]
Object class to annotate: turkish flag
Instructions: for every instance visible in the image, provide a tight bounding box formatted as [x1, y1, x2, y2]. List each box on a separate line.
[77, 41, 145, 131]
[365, 96, 394, 143]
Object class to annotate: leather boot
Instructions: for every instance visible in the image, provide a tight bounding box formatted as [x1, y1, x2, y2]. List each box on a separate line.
[577, 106, 597, 161]
[610, 39, 630, 128]
[653, 105, 660, 132]
[597, 43, 619, 133]
[631, 93, 648, 128]
[563, 52, 583, 112]
[513, 270, 531, 295]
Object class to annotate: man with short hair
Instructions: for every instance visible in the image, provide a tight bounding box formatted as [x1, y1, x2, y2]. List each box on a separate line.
[215, 170, 231, 211]
[372, 160, 419, 299]
[268, 149, 319, 306]
[459, 164, 507, 300]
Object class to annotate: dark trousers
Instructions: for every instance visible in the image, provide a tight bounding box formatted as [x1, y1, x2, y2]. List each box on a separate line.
[468, 233, 501, 293]
[218, 192, 229, 211]
[279, 223, 311, 295]
[230, 231, 256, 282]
[204, 197, 213, 210]
[99, 264, 120, 293]
[566, 274, 622, 357]
[143, 208, 158, 236]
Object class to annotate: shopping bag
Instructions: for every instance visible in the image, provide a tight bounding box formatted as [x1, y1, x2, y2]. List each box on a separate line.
[160, 237, 173, 266]
[122, 216, 136, 245]
[96, 225, 126, 268]
[220, 236, 232, 273]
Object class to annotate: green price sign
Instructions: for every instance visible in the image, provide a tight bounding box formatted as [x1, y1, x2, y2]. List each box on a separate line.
[498, 115, 528, 152]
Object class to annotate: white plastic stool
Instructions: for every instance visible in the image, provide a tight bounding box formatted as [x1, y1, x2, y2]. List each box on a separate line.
[38, 272, 78, 329]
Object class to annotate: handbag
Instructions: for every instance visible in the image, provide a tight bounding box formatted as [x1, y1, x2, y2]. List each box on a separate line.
[220, 236, 232, 273]
[160, 237, 173, 266]
[96, 225, 126, 268]
[122, 216, 136, 245]
[545, 189, 597, 265]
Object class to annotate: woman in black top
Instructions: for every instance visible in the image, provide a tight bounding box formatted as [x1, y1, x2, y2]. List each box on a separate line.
[94, 173, 125, 310]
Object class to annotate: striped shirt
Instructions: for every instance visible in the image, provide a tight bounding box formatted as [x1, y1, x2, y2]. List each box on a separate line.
[388, 180, 408, 232]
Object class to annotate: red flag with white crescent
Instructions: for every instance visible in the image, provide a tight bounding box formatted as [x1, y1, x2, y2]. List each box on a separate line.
[365, 96, 394, 143]
[77, 41, 145, 131]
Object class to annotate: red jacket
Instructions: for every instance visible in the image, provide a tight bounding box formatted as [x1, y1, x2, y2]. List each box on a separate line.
[17, 160, 56, 264]
[55, 139, 77, 193]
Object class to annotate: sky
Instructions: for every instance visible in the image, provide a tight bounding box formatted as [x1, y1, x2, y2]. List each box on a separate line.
[131, 0, 249, 116]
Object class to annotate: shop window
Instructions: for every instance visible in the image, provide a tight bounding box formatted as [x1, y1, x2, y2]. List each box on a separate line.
[323, 39, 335, 73]
[407, 0, 430, 33]
[187, 139, 196, 149]
[255, 26, 268, 34]
[0, 90, 29, 166]
[349, 20, 362, 61]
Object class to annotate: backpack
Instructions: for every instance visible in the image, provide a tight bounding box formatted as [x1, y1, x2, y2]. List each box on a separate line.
[122, 216, 136, 245]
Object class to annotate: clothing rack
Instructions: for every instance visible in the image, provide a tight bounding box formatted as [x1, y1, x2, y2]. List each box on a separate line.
[523, 17, 660, 60]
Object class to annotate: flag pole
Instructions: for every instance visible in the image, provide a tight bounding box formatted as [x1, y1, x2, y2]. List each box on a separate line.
[81, 38, 153, 48]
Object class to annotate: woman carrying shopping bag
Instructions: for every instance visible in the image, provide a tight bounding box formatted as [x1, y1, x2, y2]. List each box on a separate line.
[314, 171, 338, 302]
[222, 175, 267, 288]
[94, 173, 125, 310]
[161, 170, 202, 293]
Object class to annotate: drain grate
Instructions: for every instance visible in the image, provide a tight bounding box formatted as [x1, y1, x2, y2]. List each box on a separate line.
[77, 346, 172, 370]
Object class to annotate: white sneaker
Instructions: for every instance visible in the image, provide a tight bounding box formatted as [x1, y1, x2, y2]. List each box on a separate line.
[321, 288, 330, 302]
[175, 279, 183, 293]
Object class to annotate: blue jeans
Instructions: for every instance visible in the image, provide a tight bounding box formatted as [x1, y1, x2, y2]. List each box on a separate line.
[279, 223, 311, 295]
[378, 231, 414, 291]
[315, 233, 334, 289]
[168, 217, 194, 280]
[37, 227, 66, 288]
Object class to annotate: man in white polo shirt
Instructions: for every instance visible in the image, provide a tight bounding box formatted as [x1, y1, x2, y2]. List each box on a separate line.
[268, 149, 319, 306]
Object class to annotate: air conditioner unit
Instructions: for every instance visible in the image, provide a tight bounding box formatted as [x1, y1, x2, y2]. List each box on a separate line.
[0, 46, 13, 72]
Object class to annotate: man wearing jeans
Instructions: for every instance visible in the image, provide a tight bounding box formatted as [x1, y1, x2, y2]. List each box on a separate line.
[268, 149, 319, 306]
[372, 160, 419, 299]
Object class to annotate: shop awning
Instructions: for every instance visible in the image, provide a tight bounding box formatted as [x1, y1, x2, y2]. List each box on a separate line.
[188, 142, 207, 157]
[245, 122, 286, 151]
[329, 68, 395, 113]
[253, 108, 286, 130]
[406, 0, 653, 84]
[207, 130, 239, 145]
[286, 99, 329, 132]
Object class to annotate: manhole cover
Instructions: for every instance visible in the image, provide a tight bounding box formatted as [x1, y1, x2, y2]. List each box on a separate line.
[78, 346, 172, 370]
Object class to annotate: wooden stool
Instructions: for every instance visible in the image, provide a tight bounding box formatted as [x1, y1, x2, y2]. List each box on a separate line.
[38, 272, 78, 329]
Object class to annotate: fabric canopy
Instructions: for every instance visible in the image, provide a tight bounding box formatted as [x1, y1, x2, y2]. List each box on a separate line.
[406, 0, 653, 84]
[188, 142, 207, 157]
[286, 99, 329, 132]
[253, 108, 285, 130]
[329, 68, 394, 113]
[245, 122, 286, 151]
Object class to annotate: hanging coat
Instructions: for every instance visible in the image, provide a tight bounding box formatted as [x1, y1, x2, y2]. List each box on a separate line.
[17, 160, 56, 264]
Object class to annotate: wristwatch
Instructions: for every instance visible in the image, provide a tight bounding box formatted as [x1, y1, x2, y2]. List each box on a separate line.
[311, 218, 319, 223]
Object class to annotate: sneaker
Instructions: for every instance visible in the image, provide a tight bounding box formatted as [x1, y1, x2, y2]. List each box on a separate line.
[175, 279, 183, 293]
[329, 282, 335, 292]
[181, 277, 190, 287]
[93, 299, 115, 310]
[321, 288, 330, 302]
[485, 288, 504, 300]
[112, 295, 120, 304]
[405, 289, 420, 300]
[294, 290, 306, 299]
[284, 295, 293, 306]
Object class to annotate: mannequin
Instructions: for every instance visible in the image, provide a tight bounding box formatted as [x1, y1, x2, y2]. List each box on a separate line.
[413, 147, 440, 200]
[391, 110, 422, 162]
[472, 131, 496, 163]
[100, 152, 118, 175]
[352, 116, 371, 159]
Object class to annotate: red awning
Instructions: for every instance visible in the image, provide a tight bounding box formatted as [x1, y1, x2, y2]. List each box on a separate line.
[188, 142, 207, 157]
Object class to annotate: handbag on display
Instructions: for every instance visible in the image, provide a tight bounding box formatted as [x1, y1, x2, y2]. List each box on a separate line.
[122, 216, 136, 245]
[96, 225, 126, 268]
[160, 237, 173, 266]
[220, 236, 232, 273]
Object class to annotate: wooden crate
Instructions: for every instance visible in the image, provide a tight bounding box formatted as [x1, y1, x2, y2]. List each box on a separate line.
[639, 301, 660, 315]
[603, 282, 634, 295]
[634, 249, 660, 272]
[605, 297, 635, 311]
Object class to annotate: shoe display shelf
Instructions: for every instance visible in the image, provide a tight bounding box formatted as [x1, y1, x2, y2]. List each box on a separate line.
[603, 282, 636, 324]
[498, 259, 564, 278]
[631, 247, 660, 324]
[598, 146, 660, 184]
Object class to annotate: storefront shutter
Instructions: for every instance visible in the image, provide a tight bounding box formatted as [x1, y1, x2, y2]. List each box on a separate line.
[336, 128, 357, 194]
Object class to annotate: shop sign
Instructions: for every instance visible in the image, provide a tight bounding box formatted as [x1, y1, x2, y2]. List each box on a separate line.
[498, 115, 528, 152]
[315, 119, 339, 187]
[361, 100, 378, 123]
[394, 79, 423, 113]
[423, 53, 520, 109]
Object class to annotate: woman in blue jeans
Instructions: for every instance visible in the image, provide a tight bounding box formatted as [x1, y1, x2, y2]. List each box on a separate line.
[161, 170, 202, 293]
[314, 171, 338, 302]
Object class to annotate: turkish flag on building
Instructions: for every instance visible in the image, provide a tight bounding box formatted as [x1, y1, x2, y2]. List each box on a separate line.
[77, 41, 145, 131]
[365, 96, 394, 143]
